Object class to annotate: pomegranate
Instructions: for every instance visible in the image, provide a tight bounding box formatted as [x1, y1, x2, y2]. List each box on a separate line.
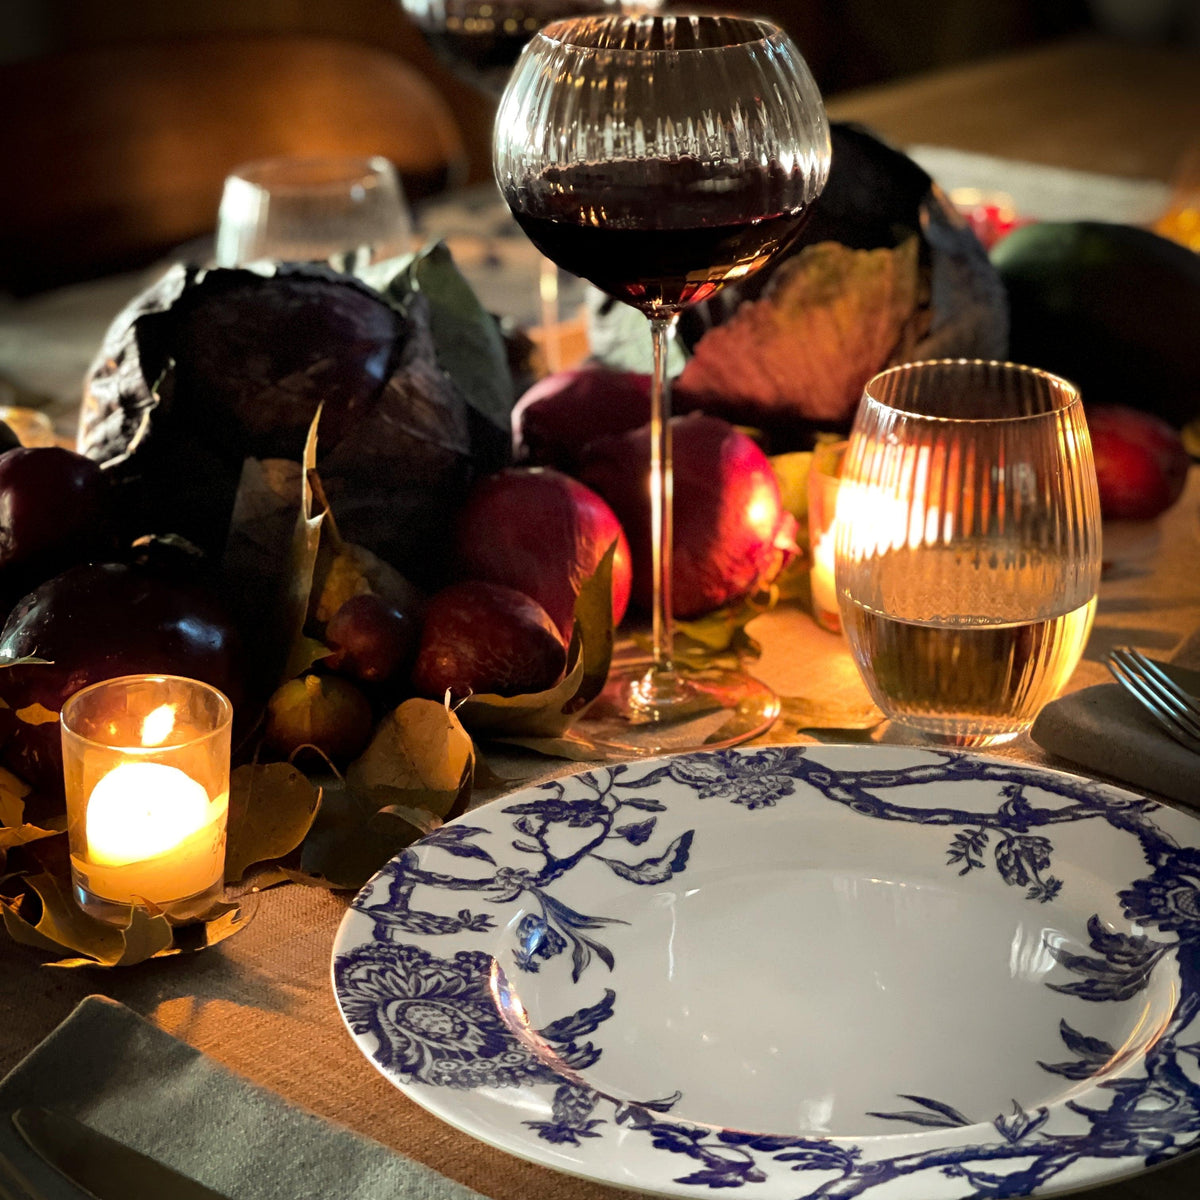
[580, 413, 795, 619]
[455, 467, 632, 639]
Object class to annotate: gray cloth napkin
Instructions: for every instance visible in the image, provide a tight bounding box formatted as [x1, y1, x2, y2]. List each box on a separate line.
[0, 996, 487, 1200]
[1031, 656, 1200, 806]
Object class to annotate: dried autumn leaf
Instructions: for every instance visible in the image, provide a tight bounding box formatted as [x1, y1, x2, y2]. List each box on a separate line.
[225, 761, 322, 884]
[0, 765, 31, 827]
[677, 237, 921, 425]
[347, 697, 474, 820]
[0, 869, 174, 967]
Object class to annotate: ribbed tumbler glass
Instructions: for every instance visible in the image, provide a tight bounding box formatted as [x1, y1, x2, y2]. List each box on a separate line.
[834, 359, 1102, 746]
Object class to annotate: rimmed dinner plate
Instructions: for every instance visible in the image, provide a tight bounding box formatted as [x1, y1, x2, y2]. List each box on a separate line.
[331, 744, 1200, 1198]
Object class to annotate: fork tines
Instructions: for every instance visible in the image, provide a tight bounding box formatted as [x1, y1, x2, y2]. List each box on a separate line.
[1108, 646, 1200, 754]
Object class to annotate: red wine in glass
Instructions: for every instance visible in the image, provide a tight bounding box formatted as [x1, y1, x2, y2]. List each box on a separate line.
[510, 158, 814, 313]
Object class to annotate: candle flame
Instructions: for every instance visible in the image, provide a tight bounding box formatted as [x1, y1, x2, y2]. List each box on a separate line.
[141, 703, 176, 747]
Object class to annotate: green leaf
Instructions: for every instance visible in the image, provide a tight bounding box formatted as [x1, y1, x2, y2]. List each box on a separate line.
[366, 241, 514, 442]
[586, 290, 688, 376]
[296, 775, 429, 890]
[225, 762, 322, 884]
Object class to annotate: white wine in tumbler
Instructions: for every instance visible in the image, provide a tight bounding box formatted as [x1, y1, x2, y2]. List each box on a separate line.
[835, 360, 1102, 747]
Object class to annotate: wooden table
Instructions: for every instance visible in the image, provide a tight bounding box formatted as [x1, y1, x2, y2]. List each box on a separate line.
[828, 35, 1200, 183]
[3, 33, 1200, 1200]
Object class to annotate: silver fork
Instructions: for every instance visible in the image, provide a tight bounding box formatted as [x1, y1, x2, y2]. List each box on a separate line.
[1107, 646, 1200, 754]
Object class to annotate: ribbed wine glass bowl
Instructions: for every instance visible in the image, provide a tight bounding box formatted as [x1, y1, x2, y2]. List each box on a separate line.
[834, 359, 1103, 747]
[493, 13, 830, 753]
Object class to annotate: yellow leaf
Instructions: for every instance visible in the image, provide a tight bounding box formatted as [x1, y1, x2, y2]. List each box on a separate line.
[15, 703, 58, 726]
[0, 823, 60, 850]
[0, 766, 31, 827]
[348, 698, 473, 817]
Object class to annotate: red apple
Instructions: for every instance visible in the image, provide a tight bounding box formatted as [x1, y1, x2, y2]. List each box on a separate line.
[1087, 405, 1190, 520]
[322, 593, 414, 683]
[455, 467, 632, 640]
[411, 580, 567, 702]
[580, 413, 796, 619]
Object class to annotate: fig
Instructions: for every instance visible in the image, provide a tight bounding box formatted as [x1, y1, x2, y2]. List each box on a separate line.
[580, 413, 795, 618]
[512, 365, 652, 472]
[264, 674, 374, 763]
[411, 580, 567, 702]
[0, 562, 242, 801]
[1087, 404, 1191, 521]
[0, 446, 112, 614]
[455, 466, 632, 640]
[323, 593, 415, 683]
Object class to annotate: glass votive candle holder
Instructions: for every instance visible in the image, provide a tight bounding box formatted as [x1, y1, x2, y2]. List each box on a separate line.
[807, 440, 847, 634]
[61, 674, 233, 925]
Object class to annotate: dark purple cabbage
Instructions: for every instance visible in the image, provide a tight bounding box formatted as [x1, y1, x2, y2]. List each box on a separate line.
[80, 260, 511, 586]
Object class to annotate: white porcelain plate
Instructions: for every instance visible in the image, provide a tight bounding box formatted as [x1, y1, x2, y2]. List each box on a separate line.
[331, 745, 1200, 1198]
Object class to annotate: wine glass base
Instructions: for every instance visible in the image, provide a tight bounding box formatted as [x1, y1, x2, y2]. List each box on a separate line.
[576, 660, 780, 758]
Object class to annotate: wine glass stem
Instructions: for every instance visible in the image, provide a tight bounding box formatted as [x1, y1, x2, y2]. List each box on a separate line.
[648, 314, 679, 677]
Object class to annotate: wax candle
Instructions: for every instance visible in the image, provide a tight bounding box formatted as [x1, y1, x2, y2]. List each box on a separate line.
[61, 675, 232, 924]
[810, 528, 839, 632]
[807, 441, 847, 635]
[77, 761, 228, 907]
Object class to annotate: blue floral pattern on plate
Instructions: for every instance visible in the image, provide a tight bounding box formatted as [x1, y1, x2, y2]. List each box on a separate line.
[332, 745, 1200, 1198]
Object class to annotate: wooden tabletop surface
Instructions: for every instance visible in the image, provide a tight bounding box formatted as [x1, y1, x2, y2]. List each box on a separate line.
[827, 35, 1200, 184]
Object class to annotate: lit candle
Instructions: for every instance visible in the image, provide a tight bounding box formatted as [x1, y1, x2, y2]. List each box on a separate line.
[807, 440, 847, 635]
[80, 761, 228, 907]
[61, 675, 232, 923]
[810, 528, 839, 633]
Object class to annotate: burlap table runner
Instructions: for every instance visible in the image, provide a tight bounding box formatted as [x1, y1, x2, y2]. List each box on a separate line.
[1, 475, 1197, 1200]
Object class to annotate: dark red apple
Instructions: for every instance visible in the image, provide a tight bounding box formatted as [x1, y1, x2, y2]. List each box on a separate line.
[1087, 405, 1190, 520]
[0, 562, 242, 801]
[411, 580, 567, 702]
[580, 413, 796, 619]
[455, 467, 632, 640]
[322, 593, 414, 683]
[511, 365, 652, 472]
[0, 446, 112, 613]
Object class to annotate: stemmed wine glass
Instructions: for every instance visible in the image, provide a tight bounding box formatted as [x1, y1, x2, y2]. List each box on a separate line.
[495, 13, 830, 753]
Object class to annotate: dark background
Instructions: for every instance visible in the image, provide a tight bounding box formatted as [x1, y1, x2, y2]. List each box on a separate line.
[2, 0, 1197, 294]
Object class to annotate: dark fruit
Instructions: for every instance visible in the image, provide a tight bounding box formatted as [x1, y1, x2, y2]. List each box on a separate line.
[580, 413, 795, 618]
[0, 446, 111, 612]
[511, 365, 652, 472]
[992, 220, 1200, 428]
[1087, 405, 1191, 521]
[264, 674, 373, 763]
[455, 467, 633, 640]
[323, 593, 414, 683]
[411, 580, 567, 702]
[0, 562, 242, 800]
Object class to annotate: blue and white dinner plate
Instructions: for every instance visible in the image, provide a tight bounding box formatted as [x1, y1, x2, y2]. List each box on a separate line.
[331, 744, 1200, 1198]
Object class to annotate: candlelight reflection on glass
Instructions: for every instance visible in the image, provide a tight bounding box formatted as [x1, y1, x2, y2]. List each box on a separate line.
[61, 674, 232, 924]
[807, 440, 847, 634]
[834, 360, 1102, 747]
